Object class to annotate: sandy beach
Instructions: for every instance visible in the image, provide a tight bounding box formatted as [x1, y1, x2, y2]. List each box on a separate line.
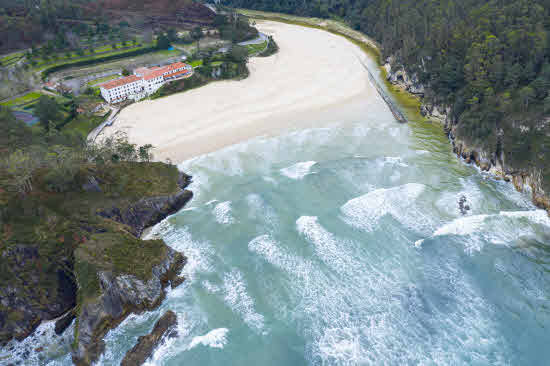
[102, 21, 376, 162]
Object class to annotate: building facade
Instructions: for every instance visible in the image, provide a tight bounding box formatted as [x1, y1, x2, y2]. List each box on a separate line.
[99, 62, 193, 104]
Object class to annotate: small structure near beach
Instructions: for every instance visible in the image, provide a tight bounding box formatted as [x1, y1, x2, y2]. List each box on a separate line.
[98, 62, 193, 103]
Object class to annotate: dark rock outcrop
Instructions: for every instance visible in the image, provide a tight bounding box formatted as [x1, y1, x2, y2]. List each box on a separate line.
[121, 310, 178, 366]
[55, 309, 76, 335]
[0, 245, 76, 344]
[72, 252, 186, 366]
[71, 172, 192, 365]
[98, 173, 193, 237]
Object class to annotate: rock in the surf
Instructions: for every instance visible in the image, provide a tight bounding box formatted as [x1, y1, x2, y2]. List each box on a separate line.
[121, 310, 178, 366]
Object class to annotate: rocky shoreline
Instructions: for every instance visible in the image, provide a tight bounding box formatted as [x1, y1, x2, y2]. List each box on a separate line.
[72, 172, 192, 365]
[384, 60, 550, 214]
[0, 164, 193, 366]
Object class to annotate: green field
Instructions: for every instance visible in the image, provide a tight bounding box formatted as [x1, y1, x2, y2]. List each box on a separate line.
[189, 59, 203, 67]
[246, 41, 268, 54]
[0, 52, 25, 67]
[0, 92, 44, 107]
[35, 44, 153, 72]
[86, 74, 120, 87]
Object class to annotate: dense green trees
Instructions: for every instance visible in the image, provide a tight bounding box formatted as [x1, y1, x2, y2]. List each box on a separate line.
[34, 96, 62, 130]
[0, 106, 157, 194]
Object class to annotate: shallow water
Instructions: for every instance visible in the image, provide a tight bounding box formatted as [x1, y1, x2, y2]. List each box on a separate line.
[4, 36, 550, 366]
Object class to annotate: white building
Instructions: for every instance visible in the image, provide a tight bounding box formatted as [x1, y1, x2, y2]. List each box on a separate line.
[99, 62, 193, 104]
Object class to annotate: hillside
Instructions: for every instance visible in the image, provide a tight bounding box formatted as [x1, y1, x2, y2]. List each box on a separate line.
[0, 107, 192, 364]
[0, 0, 215, 52]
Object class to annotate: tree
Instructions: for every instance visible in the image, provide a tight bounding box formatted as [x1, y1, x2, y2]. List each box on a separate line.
[519, 86, 535, 111]
[138, 144, 154, 162]
[228, 45, 249, 63]
[167, 28, 178, 42]
[1, 149, 40, 193]
[34, 96, 62, 130]
[122, 68, 131, 76]
[156, 33, 171, 50]
[544, 95, 550, 114]
[191, 26, 203, 40]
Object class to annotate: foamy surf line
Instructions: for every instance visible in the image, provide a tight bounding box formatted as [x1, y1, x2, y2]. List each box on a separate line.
[188, 328, 229, 350]
[415, 209, 550, 252]
[280, 161, 317, 180]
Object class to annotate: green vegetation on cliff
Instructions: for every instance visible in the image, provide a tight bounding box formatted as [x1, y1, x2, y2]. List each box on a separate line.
[0, 106, 187, 347]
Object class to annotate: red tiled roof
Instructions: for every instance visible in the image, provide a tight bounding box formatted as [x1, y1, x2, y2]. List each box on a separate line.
[165, 62, 188, 72]
[164, 69, 191, 79]
[99, 75, 141, 90]
[143, 66, 169, 80]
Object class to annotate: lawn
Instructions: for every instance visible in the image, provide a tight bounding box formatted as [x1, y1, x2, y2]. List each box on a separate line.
[154, 49, 181, 57]
[0, 92, 44, 107]
[35, 44, 153, 72]
[86, 74, 121, 87]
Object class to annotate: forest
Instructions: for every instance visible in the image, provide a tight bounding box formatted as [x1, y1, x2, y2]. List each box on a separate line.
[224, 0, 550, 183]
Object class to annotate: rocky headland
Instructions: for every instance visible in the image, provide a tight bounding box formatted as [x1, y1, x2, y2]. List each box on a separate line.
[383, 59, 550, 214]
[0, 162, 193, 365]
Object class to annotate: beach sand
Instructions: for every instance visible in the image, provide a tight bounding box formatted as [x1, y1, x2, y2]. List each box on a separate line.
[101, 21, 376, 163]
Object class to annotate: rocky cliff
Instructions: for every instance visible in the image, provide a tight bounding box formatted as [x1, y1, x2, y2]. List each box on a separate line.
[0, 162, 192, 365]
[384, 60, 550, 213]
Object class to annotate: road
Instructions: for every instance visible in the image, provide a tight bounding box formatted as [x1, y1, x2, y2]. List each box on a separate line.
[238, 32, 268, 46]
[87, 106, 119, 143]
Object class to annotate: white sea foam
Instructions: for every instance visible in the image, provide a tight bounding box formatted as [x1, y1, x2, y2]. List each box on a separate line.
[340, 183, 432, 234]
[425, 209, 550, 253]
[433, 214, 490, 237]
[142, 312, 197, 366]
[223, 269, 265, 331]
[280, 161, 317, 180]
[246, 194, 279, 230]
[0, 317, 73, 366]
[212, 201, 235, 225]
[248, 234, 313, 279]
[262, 176, 277, 184]
[156, 223, 215, 280]
[202, 280, 221, 294]
[204, 199, 219, 206]
[188, 328, 229, 350]
[500, 209, 550, 226]
[296, 216, 361, 275]
[382, 156, 408, 167]
[181, 206, 198, 212]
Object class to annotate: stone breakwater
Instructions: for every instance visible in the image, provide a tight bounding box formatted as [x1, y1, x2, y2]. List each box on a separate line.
[384, 60, 550, 213]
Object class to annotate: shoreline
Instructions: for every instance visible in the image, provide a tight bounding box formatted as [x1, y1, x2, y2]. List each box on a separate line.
[100, 20, 376, 163]
[243, 10, 550, 214]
